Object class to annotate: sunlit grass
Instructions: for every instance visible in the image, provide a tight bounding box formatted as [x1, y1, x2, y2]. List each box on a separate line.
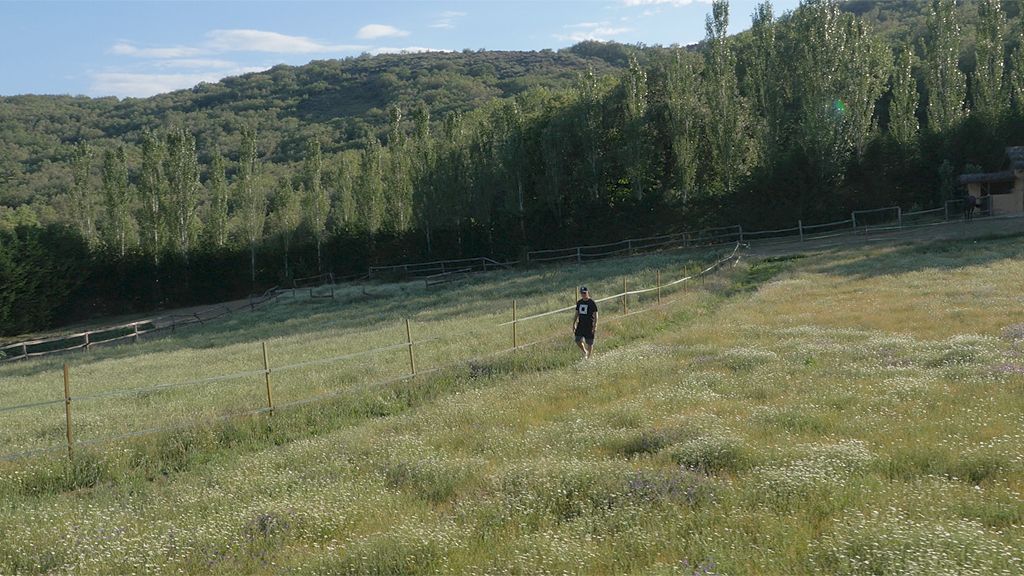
[0, 236, 1022, 575]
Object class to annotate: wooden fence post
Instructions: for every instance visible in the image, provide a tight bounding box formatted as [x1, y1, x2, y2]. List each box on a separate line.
[798, 220, 804, 242]
[622, 277, 628, 315]
[21, 343, 28, 360]
[405, 319, 416, 376]
[84, 332, 91, 351]
[133, 323, 140, 343]
[512, 299, 518, 349]
[63, 363, 73, 461]
[262, 342, 274, 415]
[657, 270, 662, 305]
[576, 247, 581, 264]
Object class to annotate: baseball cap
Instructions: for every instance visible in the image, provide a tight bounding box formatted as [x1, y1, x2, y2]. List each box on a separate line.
[580, 286, 588, 293]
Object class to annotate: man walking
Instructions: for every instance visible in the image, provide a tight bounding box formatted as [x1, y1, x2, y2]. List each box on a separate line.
[573, 286, 598, 359]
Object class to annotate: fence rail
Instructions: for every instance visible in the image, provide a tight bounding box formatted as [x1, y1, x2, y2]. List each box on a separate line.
[524, 201, 1023, 264]
[0, 280, 324, 363]
[368, 257, 514, 279]
[6, 201, 1019, 364]
[0, 244, 742, 463]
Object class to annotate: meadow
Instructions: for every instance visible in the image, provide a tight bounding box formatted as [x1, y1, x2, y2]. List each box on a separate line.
[0, 235, 1022, 575]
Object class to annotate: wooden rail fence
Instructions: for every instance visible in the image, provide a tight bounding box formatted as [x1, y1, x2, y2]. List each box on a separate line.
[0, 246, 742, 463]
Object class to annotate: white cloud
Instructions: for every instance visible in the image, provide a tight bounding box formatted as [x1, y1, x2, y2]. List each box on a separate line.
[623, 0, 710, 5]
[151, 58, 238, 70]
[431, 11, 467, 29]
[205, 29, 364, 53]
[89, 67, 269, 98]
[369, 46, 451, 55]
[356, 24, 410, 40]
[555, 22, 632, 43]
[110, 42, 205, 58]
[111, 30, 364, 60]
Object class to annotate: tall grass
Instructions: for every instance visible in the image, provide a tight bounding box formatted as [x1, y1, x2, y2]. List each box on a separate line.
[0, 237, 1022, 575]
[0, 249, 722, 460]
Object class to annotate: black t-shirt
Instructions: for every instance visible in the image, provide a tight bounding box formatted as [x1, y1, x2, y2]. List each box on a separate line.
[575, 298, 598, 334]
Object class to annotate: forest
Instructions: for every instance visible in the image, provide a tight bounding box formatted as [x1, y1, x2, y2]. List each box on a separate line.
[2, 0, 1023, 336]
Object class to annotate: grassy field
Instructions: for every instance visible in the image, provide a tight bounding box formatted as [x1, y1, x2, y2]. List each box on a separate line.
[0, 236, 1022, 575]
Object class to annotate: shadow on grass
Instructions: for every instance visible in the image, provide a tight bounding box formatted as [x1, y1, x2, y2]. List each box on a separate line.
[812, 231, 1024, 279]
[0, 248, 724, 381]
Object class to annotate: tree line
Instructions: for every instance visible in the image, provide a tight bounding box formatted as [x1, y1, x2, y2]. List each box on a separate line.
[3, 0, 1024, 336]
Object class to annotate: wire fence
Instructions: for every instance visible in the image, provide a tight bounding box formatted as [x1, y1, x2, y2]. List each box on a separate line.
[524, 201, 1021, 263]
[369, 257, 515, 279]
[0, 280, 326, 363]
[7, 195, 1015, 364]
[0, 244, 742, 463]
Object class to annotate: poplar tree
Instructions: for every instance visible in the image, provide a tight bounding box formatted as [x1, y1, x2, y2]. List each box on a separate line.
[923, 0, 965, 133]
[385, 105, 413, 233]
[69, 141, 97, 247]
[497, 100, 528, 240]
[622, 54, 651, 201]
[972, 0, 1007, 122]
[410, 102, 438, 253]
[270, 178, 301, 279]
[889, 46, 920, 146]
[331, 153, 358, 232]
[164, 127, 201, 259]
[356, 133, 384, 234]
[1011, 31, 1024, 115]
[138, 128, 166, 260]
[206, 149, 229, 249]
[576, 68, 604, 201]
[841, 17, 890, 158]
[746, 1, 783, 162]
[237, 126, 266, 284]
[438, 112, 469, 243]
[101, 146, 131, 258]
[786, 0, 853, 212]
[540, 109, 567, 224]
[665, 49, 703, 205]
[703, 0, 747, 196]
[302, 137, 329, 271]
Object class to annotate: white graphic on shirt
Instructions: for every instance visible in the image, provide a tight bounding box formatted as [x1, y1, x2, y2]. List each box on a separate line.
[578, 304, 589, 315]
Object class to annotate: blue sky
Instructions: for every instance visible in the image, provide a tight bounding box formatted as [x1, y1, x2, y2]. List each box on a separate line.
[1, 0, 802, 99]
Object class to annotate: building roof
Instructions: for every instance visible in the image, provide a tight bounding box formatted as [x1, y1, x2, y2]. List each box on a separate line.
[957, 146, 1024, 184]
[958, 170, 1015, 184]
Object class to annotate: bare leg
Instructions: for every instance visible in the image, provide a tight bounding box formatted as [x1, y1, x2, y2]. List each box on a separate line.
[585, 340, 594, 359]
[576, 338, 587, 358]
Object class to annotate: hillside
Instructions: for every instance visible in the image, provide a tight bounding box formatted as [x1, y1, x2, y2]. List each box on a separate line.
[6, 0, 1024, 339]
[0, 45, 627, 206]
[0, 233, 1021, 574]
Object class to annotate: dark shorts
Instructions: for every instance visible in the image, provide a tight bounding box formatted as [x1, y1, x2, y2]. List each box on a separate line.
[575, 332, 595, 346]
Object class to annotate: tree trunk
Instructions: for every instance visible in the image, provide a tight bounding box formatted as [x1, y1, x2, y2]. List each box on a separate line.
[250, 244, 256, 287]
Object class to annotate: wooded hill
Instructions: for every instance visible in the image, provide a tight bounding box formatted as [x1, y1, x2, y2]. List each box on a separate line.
[2, 0, 1024, 337]
[0, 47, 626, 207]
